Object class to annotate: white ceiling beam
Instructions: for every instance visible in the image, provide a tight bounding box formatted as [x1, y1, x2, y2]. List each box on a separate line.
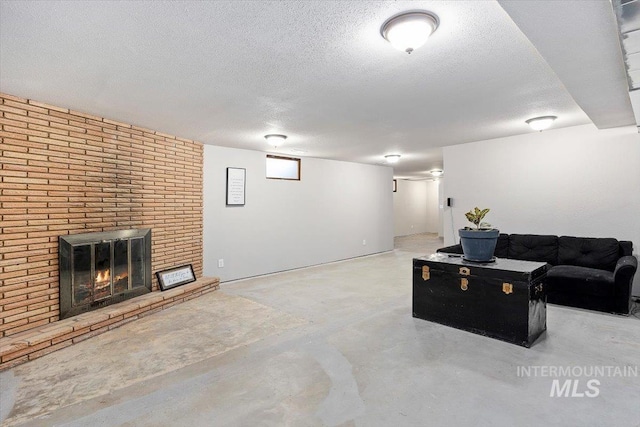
[499, 0, 635, 129]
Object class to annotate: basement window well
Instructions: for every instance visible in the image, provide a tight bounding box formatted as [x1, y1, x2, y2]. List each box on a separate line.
[266, 155, 301, 180]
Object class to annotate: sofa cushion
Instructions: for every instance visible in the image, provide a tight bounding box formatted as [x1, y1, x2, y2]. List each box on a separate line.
[436, 244, 463, 255]
[620, 241, 633, 257]
[508, 234, 558, 265]
[558, 236, 619, 272]
[494, 234, 509, 258]
[547, 265, 615, 297]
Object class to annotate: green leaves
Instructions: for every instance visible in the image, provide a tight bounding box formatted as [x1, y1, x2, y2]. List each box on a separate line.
[465, 207, 491, 229]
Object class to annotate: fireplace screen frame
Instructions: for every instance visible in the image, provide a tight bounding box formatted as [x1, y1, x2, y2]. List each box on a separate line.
[59, 229, 152, 319]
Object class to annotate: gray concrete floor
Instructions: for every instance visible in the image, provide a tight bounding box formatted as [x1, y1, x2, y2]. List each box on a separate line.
[1, 233, 639, 427]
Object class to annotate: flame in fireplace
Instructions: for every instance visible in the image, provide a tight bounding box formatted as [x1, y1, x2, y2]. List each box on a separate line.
[95, 269, 110, 284]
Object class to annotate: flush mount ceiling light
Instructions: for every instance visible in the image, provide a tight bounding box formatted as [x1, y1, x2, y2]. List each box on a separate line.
[385, 154, 401, 164]
[380, 11, 439, 54]
[525, 116, 557, 131]
[430, 169, 443, 177]
[264, 134, 287, 146]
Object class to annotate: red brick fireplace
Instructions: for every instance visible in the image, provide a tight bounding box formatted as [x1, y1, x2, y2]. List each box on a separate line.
[0, 92, 210, 359]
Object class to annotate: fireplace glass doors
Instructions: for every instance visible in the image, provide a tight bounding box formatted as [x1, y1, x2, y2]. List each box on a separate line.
[59, 229, 151, 319]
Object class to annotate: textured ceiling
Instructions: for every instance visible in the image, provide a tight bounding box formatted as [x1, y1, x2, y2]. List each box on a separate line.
[0, 0, 634, 179]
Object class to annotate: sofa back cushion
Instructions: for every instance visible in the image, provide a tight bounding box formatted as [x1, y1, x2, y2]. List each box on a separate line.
[558, 236, 620, 271]
[620, 241, 633, 257]
[508, 234, 558, 265]
[494, 234, 510, 258]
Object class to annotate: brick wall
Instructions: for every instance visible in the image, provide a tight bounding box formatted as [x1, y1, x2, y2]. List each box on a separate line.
[0, 93, 204, 337]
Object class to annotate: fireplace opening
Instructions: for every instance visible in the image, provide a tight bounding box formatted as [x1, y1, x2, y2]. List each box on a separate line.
[59, 229, 151, 319]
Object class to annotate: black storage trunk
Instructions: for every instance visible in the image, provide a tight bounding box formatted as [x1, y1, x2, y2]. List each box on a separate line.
[413, 254, 549, 347]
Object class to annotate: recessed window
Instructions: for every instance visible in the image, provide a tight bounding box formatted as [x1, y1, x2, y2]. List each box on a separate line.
[266, 155, 301, 180]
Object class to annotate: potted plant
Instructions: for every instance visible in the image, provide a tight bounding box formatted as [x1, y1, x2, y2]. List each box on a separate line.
[459, 207, 499, 262]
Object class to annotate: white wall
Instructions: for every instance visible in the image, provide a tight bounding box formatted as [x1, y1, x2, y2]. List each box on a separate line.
[203, 145, 394, 282]
[393, 180, 426, 236]
[393, 179, 440, 237]
[442, 124, 640, 295]
[437, 179, 444, 238]
[426, 180, 440, 234]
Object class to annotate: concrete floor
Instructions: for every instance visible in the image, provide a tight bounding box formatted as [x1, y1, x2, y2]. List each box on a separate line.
[1, 233, 639, 427]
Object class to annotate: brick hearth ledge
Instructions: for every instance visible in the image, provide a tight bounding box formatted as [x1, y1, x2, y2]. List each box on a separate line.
[0, 277, 220, 370]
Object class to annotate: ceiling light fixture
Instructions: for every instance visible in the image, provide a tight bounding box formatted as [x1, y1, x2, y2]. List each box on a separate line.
[385, 154, 401, 164]
[430, 169, 443, 177]
[380, 11, 439, 54]
[264, 134, 287, 146]
[525, 116, 557, 131]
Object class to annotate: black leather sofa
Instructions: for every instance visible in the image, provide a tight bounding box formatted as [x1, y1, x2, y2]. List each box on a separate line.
[437, 234, 637, 315]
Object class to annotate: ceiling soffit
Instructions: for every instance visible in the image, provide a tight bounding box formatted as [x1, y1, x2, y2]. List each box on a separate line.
[499, 0, 635, 130]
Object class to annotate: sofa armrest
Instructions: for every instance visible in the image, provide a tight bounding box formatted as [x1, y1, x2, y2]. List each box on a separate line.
[437, 244, 463, 255]
[615, 255, 638, 283]
[612, 255, 638, 314]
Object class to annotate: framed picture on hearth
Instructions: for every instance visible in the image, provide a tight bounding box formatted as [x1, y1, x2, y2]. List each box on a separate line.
[156, 264, 196, 291]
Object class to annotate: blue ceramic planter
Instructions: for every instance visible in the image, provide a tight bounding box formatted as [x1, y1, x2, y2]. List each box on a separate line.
[459, 228, 500, 262]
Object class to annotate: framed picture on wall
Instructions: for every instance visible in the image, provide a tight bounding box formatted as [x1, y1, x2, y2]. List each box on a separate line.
[226, 167, 246, 206]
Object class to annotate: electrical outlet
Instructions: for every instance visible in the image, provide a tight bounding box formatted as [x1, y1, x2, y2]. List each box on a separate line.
[218, 259, 224, 268]
[362, 239, 367, 246]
